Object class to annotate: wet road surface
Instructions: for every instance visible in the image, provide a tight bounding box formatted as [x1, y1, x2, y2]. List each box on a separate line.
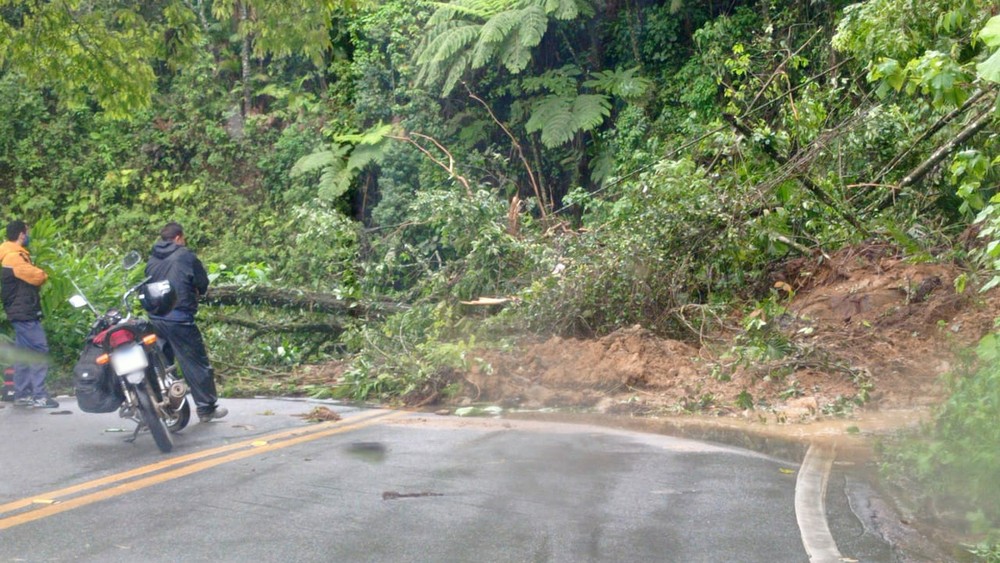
[0, 397, 900, 562]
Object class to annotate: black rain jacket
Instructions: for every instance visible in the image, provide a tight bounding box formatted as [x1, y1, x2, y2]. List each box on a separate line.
[145, 241, 209, 322]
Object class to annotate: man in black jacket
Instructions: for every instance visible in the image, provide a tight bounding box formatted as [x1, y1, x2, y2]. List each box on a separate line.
[146, 221, 227, 422]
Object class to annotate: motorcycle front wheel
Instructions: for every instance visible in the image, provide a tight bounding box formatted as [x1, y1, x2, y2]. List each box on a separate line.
[136, 384, 173, 453]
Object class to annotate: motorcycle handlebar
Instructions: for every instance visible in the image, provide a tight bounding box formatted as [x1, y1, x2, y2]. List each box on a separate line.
[119, 276, 152, 322]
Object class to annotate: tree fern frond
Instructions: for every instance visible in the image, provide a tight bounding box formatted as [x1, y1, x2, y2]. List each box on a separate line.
[471, 10, 522, 68]
[525, 92, 610, 148]
[429, 0, 519, 19]
[569, 94, 611, 131]
[589, 142, 615, 186]
[414, 0, 588, 94]
[584, 67, 652, 100]
[426, 2, 477, 22]
[479, 10, 522, 45]
[425, 5, 465, 26]
[520, 65, 581, 95]
[335, 122, 394, 146]
[525, 95, 573, 146]
[317, 167, 352, 201]
[515, 5, 548, 49]
[542, 0, 578, 20]
[496, 5, 547, 74]
[291, 145, 348, 177]
[418, 23, 482, 66]
[442, 51, 473, 95]
[416, 23, 481, 89]
[346, 143, 387, 172]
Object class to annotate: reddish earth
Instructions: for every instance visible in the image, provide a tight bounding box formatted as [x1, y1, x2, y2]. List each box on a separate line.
[457, 245, 997, 424]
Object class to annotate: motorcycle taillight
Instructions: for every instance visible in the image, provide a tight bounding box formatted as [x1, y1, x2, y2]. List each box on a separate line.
[109, 329, 135, 348]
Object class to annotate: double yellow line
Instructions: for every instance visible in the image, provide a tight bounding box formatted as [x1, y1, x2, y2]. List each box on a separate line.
[0, 408, 405, 530]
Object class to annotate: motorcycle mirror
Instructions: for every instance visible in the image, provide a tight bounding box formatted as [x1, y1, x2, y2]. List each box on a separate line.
[68, 295, 89, 309]
[122, 251, 142, 271]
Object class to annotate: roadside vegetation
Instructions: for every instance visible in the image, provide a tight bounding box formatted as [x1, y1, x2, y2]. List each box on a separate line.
[2, 0, 1000, 556]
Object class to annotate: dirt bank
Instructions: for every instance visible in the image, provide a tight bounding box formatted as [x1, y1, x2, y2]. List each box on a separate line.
[458, 245, 996, 424]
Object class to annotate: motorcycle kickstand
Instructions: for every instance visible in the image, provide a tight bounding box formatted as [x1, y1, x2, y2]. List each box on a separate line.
[125, 423, 144, 443]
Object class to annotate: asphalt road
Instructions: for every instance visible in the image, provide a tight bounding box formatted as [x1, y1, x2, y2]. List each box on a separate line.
[0, 396, 897, 562]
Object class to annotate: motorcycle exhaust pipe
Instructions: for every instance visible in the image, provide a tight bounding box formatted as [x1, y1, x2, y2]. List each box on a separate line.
[167, 381, 188, 408]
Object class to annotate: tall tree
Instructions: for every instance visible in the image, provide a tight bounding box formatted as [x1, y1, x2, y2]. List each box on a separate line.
[210, 0, 344, 115]
[0, 0, 353, 118]
[0, 0, 162, 118]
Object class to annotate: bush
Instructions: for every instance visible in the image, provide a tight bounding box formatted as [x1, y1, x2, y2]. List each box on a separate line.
[881, 331, 1000, 544]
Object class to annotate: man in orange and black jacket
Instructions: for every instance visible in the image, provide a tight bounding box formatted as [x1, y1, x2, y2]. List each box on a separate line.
[0, 220, 58, 408]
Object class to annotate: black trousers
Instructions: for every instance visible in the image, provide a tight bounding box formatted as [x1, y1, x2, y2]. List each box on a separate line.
[150, 319, 219, 414]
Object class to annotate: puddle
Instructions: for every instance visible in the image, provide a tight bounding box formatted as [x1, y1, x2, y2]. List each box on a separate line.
[345, 441, 387, 463]
[501, 407, 932, 464]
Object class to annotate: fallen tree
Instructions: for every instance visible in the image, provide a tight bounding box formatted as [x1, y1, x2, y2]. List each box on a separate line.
[203, 285, 404, 317]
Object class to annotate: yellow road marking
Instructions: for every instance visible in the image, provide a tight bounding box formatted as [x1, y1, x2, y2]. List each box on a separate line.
[0, 408, 390, 515]
[0, 409, 404, 530]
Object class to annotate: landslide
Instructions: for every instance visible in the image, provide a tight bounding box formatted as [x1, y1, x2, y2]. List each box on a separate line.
[453, 244, 997, 422]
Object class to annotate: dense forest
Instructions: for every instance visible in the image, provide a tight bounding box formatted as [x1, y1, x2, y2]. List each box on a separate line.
[2, 0, 1000, 556]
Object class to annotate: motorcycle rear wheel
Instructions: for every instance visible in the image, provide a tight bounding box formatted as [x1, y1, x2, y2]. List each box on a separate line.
[164, 397, 191, 434]
[150, 349, 190, 433]
[136, 384, 173, 453]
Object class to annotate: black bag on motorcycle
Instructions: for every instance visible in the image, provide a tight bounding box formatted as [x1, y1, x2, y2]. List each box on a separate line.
[73, 339, 123, 413]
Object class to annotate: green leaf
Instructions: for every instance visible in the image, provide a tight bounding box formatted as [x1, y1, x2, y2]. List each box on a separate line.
[979, 15, 1000, 48]
[976, 333, 1000, 361]
[584, 67, 652, 100]
[317, 167, 352, 201]
[291, 149, 336, 177]
[544, 0, 578, 20]
[525, 92, 610, 148]
[345, 143, 387, 172]
[977, 50, 1000, 84]
[335, 123, 394, 145]
[497, 6, 547, 74]
[472, 11, 520, 68]
[571, 94, 611, 130]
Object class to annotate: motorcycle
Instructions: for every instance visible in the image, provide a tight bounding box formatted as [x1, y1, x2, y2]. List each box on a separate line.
[69, 251, 191, 453]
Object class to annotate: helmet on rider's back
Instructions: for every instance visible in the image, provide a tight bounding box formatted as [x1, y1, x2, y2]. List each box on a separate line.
[138, 280, 177, 316]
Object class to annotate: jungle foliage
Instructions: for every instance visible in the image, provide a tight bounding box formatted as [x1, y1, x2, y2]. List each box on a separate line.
[3, 0, 1000, 551]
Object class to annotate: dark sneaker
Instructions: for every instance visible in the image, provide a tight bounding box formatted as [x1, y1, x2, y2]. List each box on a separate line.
[32, 397, 60, 408]
[199, 406, 228, 423]
[14, 397, 33, 407]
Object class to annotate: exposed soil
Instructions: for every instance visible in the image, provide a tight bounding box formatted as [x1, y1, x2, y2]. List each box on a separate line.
[456, 244, 996, 424]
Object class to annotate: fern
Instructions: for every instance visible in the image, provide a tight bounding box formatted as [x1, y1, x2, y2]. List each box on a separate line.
[291, 145, 349, 177]
[525, 92, 611, 147]
[414, 0, 585, 94]
[520, 65, 581, 95]
[571, 94, 610, 129]
[498, 5, 548, 73]
[416, 23, 481, 67]
[584, 67, 652, 101]
[544, 0, 579, 20]
[346, 143, 388, 172]
[442, 52, 474, 97]
[472, 11, 522, 68]
[292, 124, 395, 202]
[335, 122, 393, 145]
